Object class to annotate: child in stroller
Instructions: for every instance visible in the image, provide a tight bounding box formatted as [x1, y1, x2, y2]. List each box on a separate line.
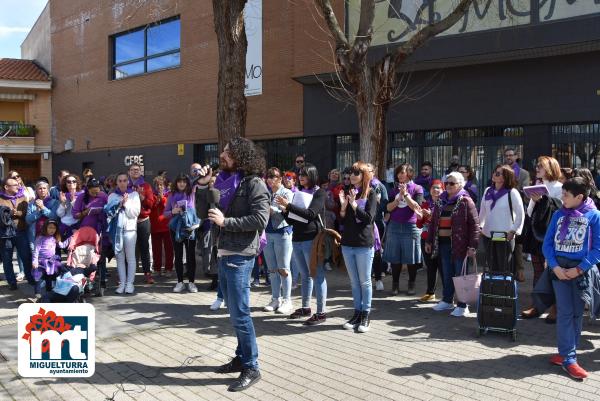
[45, 226, 100, 303]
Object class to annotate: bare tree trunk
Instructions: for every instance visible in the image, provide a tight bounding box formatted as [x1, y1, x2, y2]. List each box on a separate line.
[213, 0, 248, 150]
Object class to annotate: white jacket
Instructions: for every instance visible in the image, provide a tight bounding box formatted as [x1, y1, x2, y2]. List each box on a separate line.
[479, 187, 525, 237]
[107, 192, 140, 231]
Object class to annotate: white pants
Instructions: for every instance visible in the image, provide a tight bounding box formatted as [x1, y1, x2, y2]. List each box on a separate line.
[117, 230, 138, 286]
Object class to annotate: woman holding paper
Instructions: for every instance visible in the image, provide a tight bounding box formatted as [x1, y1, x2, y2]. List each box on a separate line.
[277, 164, 328, 325]
[383, 164, 424, 296]
[262, 167, 295, 315]
[164, 174, 197, 294]
[339, 161, 378, 333]
[478, 165, 525, 273]
[521, 156, 562, 321]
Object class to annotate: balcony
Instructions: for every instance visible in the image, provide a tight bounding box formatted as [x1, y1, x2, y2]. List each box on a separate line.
[0, 121, 37, 138]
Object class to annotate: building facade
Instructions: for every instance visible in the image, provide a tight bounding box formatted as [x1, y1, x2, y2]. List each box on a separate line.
[22, 0, 600, 188]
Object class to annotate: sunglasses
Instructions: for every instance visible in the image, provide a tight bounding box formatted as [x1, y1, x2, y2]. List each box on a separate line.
[10, 175, 19, 179]
[66, 179, 77, 184]
[445, 181, 458, 187]
[295, 160, 304, 164]
[343, 176, 351, 180]
[350, 169, 361, 176]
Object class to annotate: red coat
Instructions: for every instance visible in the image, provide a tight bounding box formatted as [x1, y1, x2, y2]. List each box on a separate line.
[137, 182, 155, 220]
[150, 191, 170, 233]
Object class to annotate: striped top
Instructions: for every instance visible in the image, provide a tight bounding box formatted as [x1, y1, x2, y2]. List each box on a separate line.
[438, 204, 454, 237]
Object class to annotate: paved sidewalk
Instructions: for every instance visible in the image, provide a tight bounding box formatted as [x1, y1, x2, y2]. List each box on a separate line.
[1, 261, 600, 401]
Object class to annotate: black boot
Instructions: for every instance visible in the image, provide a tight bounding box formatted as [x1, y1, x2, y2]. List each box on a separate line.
[342, 310, 361, 330]
[216, 356, 243, 374]
[228, 368, 261, 392]
[357, 310, 371, 333]
[390, 282, 399, 296]
[407, 280, 416, 296]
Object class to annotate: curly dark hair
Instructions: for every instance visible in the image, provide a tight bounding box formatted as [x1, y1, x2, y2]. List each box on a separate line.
[226, 137, 266, 176]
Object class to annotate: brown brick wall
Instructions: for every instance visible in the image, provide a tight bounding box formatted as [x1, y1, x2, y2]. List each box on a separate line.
[50, 0, 342, 153]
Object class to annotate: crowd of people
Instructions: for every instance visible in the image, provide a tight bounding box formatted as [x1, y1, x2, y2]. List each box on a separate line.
[2, 142, 600, 388]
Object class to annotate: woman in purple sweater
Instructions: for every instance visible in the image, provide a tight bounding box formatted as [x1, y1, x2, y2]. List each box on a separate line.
[72, 178, 108, 234]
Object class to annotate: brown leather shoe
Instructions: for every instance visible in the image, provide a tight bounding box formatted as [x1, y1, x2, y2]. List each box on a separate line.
[545, 305, 557, 324]
[521, 307, 540, 319]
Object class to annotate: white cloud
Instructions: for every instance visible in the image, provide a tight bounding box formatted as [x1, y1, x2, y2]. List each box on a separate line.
[0, 26, 30, 38]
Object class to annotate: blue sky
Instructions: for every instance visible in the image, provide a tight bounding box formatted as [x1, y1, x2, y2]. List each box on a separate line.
[0, 0, 48, 59]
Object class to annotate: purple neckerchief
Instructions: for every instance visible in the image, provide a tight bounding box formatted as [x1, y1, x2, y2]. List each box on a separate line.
[300, 186, 318, 195]
[290, 186, 298, 193]
[16, 186, 25, 198]
[370, 177, 382, 188]
[115, 187, 134, 196]
[414, 175, 432, 188]
[128, 176, 145, 189]
[512, 163, 521, 179]
[42, 196, 53, 207]
[484, 187, 509, 210]
[215, 171, 243, 211]
[558, 197, 597, 242]
[0, 191, 21, 206]
[440, 189, 469, 205]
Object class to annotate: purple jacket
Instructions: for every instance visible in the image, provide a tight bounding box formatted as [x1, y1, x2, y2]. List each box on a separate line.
[72, 191, 108, 232]
[427, 195, 480, 260]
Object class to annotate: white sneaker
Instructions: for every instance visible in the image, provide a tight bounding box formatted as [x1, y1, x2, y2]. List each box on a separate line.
[188, 282, 198, 293]
[115, 283, 125, 294]
[450, 306, 469, 317]
[432, 301, 454, 311]
[125, 283, 134, 294]
[210, 298, 224, 310]
[263, 298, 280, 312]
[173, 282, 185, 293]
[375, 280, 384, 291]
[16, 272, 25, 282]
[276, 299, 293, 314]
[324, 262, 333, 271]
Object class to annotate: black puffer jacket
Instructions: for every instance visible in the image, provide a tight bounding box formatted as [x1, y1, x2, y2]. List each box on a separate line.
[522, 195, 562, 255]
[0, 206, 16, 239]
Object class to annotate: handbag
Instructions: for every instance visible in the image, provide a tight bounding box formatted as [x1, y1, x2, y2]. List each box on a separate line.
[453, 256, 482, 305]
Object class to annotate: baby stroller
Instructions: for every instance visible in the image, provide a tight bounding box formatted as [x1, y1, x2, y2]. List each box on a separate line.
[46, 227, 100, 303]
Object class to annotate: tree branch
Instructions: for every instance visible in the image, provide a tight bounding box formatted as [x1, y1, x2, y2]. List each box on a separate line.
[354, 0, 375, 45]
[393, 0, 474, 66]
[314, 0, 349, 50]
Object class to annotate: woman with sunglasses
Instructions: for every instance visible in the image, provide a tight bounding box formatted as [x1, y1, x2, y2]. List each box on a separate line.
[6, 170, 35, 202]
[276, 163, 328, 325]
[521, 156, 563, 322]
[56, 174, 83, 240]
[339, 161, 377, 332]
[418, 179, 444, 302]
[384, 164, 424, 296]
[262, 167, 295, 314]
[425, 172, 480, 317]
[479, 165, 525, 274]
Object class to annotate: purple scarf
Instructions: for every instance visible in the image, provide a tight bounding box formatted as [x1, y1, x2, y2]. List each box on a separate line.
[370, 177, 382, 188]
[115, 187, 134, 196]
[215, 171, 242, 212]
[414, 175, 432, 189]
[128, 176, 145, 189]
[558, 197, 597, 242]
[484, 187, 509, 210]
[66, 190, 83, 202]
[0, 191, 21, 206]
[512, 163, 521, 179]
[300, 186, 318, 195]
[440, 189, 469, 205]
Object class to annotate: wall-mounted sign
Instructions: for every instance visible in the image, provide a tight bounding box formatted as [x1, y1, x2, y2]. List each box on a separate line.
[124, 154, 144, 175]
[177, 144, 185, 156]
[244, 0, 262, 96]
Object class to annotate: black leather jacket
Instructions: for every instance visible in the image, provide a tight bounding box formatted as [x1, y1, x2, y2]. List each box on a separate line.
[0, 206, 16, 239]
[196, 175, 270, 255]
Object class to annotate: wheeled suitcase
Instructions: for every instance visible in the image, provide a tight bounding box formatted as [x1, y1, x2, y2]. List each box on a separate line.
[477, 232, 518, 341]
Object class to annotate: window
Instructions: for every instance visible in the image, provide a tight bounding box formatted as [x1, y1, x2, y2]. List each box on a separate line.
[552, 123, 600, 170]
[257, 138, 306, 170]
[112, 16, 180, 80]
[335, 135, 359, 171]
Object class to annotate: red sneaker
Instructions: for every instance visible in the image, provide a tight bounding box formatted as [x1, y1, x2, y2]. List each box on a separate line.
[563, 362, 588, 380]
[549, 354, 563, 366]
[145, 273, 155, 284]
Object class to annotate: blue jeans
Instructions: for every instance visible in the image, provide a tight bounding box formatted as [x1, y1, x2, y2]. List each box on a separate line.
[439, 240, 466, 308]
[218, 254, 259, 369]
[553, 278, 585, 366]
[292, 240, 327, 313]
[342, 246, 374, 312]
[2, 231, 33, 289]
[263, 232, 293, 300]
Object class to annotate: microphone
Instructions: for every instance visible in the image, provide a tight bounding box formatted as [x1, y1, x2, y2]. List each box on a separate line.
[207, 188, 220, 211]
